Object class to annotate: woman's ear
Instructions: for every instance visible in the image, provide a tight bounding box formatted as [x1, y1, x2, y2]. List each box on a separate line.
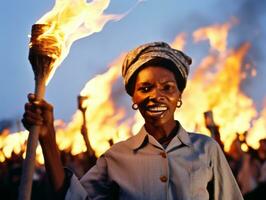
[131, 98, 139, 110]
[131, 96, 136, 104]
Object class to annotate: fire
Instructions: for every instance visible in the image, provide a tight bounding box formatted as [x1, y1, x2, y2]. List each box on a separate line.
[56, 54, 132, 157]
[1, 20, 266, 164]
[171, 32, 187, 51]
[247, 101, 266, 149]
[176, 42, 258, 151]
[193, 19, 237, 53]
[32, 0, 123, 84]
[0, 130, 28, 163]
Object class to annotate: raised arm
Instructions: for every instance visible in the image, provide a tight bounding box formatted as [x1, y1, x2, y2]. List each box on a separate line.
[22, 93, 65, 193]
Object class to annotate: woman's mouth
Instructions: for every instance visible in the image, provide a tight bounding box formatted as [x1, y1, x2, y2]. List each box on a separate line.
[145, 105, 168, 118]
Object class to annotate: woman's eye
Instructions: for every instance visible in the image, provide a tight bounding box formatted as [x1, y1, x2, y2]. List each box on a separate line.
[139, 86, 151, 92]
[163, 85, 172, 91]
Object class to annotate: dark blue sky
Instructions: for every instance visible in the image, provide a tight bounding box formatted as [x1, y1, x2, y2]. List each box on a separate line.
[1, 0, 265, 130]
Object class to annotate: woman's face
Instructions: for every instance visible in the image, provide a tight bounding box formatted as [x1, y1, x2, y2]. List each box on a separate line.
[132, 66, 181, 127]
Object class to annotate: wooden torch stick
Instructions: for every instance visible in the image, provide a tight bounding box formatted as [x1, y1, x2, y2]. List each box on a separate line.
[78, 95, 95, 157]
[19, 24, 60, 200]
[18, 78, 46, 200]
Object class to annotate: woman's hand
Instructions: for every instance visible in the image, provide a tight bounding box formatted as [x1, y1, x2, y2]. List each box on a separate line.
[22, 93, 65, 192]
[22, 93, 55, 140]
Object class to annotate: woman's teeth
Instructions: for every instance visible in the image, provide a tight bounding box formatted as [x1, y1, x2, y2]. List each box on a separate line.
[148, 106, 167, 112]
[146, 106, 168, 118]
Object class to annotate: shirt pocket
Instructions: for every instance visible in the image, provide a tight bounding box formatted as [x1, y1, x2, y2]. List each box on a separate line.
[191, 165, 212, 199]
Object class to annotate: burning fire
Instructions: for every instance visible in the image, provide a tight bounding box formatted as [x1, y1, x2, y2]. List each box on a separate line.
[171, 32, 187, 51]
[177, 42, 258, 151]
[55, 54, 132, 157]
[193, 18, 237, 53]
[31, 0, 123, 84]
[1, 20, 266, 164]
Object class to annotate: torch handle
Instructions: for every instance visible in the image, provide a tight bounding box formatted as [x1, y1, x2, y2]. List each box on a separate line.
[81, 112, 95, 157]
[18, 78, 46, 200]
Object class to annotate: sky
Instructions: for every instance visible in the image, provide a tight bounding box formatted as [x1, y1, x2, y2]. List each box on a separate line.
[0, 0, 265, 132]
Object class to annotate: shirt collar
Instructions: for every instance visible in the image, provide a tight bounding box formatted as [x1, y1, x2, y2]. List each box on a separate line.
[129, 126, 149, 151]
[176, 124, 192, 147]
[129, 122, 192, 151]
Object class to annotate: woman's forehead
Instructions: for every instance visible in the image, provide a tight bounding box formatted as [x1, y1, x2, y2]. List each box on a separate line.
[136, 65, 176, 82]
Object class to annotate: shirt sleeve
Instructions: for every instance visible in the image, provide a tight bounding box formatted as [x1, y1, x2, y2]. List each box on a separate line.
[211, 141, 244, 200]
[65, 154, 118, 200]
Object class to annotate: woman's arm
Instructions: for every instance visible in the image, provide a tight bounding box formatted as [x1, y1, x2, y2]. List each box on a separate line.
[210, 140, 243, 200]
[22, 94, 65, 192]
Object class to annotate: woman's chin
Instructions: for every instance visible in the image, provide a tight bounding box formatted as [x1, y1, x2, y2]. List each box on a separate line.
[144, 111, 173, 125]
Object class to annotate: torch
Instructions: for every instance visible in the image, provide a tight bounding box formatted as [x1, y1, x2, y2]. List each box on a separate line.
[17, 1, 127, 199]
[204, 110, 224, 150]
[18, 24, 61, 200]
[78, 95, 95, 158]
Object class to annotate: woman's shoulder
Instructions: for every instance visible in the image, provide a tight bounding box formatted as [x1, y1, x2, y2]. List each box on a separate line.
[105, 131, 144, 155]
[189, 131, 214, 142]
[188, 131, 222, 151]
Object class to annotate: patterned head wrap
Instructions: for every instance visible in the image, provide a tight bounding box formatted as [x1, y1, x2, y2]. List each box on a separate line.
[122, 41, 192, 95]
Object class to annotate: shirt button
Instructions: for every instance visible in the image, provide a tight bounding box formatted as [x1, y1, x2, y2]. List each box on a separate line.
[160, 152, 167, 158]
[160, 176, 167, 182]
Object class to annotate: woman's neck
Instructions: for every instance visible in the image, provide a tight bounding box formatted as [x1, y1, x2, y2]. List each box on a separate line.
[144, 120, 177, 141]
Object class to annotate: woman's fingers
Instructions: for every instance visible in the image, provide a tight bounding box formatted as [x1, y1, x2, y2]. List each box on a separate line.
[23, 96, 45, 129]
[27, 93, 53, 112]
[27, 93, 36, 103]
[22, 108, 43, 125]
[23, 93, 54, 131]
[24, 108, 43, 121]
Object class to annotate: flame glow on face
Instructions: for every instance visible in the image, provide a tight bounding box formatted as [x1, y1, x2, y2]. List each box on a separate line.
[1, 21, 265, 164]
[132, 66, 180, 127]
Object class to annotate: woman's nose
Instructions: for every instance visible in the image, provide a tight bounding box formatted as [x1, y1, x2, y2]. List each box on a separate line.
[149, 88, 165, 101]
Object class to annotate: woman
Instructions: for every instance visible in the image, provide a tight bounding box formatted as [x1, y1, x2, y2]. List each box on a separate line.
[22, 42, 243, 199]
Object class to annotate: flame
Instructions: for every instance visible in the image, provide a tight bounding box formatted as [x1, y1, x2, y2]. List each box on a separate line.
[2, 20, 266, 164]
[193, 19, 237, 53]
[0, 130, 28, 162]
[247, 100, 266, 148]
[56, 54, 132, 157]
[33, 0, 123, 84]
[176, 41, 259, 151]
[241, 143, 249, 152]
[171, 32, 187, 51]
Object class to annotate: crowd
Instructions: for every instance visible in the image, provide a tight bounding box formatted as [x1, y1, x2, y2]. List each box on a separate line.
[226, 136, 266, 199]
[0, 120, 265, 199]
[0, 145, 97, 199]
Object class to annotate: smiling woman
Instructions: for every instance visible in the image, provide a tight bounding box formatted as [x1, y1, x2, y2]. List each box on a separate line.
[132, 66, 181, 141]
[22, 41, 244, 200]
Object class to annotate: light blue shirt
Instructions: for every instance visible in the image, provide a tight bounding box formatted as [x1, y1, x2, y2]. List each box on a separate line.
[66, 124, 243, 200]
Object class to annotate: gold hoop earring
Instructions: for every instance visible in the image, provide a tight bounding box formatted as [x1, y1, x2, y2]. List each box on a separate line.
[132, 103, 138, 110]
[177, 99, 182, 108]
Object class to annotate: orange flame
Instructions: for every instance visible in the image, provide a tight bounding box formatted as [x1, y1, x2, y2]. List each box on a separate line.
[176, 43, 258, 151]
[247, 100, 266, 148]
[56, 54, 132, 157]
[193, 19, 237, 53]
[0, 130, 28, 163]
[171, 32, 187, 51]
[33, 0, 123, 84]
